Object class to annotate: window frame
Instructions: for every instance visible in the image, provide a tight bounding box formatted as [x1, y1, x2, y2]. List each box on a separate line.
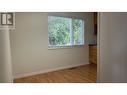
[48, 15, 85, 49]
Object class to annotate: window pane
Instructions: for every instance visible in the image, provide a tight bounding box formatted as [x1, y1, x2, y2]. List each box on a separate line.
[72, 19, 84, 45]
[48, 16, 70, 46]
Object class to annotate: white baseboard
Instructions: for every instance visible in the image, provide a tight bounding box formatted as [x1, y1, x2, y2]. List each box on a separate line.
[14, 62, 89, 79]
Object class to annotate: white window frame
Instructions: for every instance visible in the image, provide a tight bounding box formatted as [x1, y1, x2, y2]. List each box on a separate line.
[48, 16, 85, 49]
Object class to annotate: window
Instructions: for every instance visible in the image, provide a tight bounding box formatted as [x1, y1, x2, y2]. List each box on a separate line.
[48, 16, 84, 48]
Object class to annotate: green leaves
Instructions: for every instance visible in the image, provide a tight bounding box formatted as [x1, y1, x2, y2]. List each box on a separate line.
[72, 19, 83, 45]
[48, 16, 84, 46]
[48, 16, 70, 46]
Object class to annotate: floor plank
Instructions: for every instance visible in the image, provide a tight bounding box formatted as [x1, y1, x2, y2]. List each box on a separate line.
[14, 64, 97, 83]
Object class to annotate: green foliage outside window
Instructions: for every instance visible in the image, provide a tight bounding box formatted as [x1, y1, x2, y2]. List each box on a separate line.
[48, 16, 84, 46]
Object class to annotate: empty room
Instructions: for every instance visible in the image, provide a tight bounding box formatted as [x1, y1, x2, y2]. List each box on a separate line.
[1, 12, 127, 83]
[0, 12, 97, 83]
[1, 0, 127, 95]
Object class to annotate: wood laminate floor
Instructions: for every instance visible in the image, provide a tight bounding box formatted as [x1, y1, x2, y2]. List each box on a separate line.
[14, 64, 97, 83]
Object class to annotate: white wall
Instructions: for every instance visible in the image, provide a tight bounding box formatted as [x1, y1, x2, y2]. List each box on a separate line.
[10, 12, 96, 78]
[0, 30, 13, 82]
[98, 12, 127, 82]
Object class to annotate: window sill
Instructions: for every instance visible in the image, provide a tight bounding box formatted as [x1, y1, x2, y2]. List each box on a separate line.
[48, 45, 84, 50]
